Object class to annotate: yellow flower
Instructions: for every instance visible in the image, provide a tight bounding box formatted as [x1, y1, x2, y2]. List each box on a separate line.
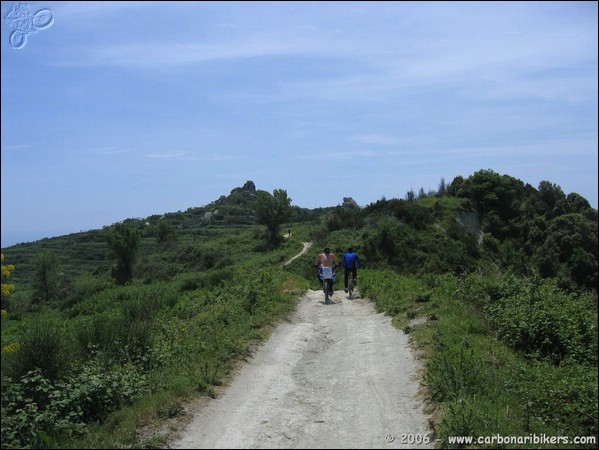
[1, 284, 15, 297]
[1, 342, 20, 355]
[1, 253, 16, 299]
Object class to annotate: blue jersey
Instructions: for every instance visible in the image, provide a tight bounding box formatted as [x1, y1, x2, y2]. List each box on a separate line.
[342, 252, 361, 269]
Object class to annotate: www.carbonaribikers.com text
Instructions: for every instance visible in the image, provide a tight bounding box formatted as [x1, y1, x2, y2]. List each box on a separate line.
[448, 434, 596, 446]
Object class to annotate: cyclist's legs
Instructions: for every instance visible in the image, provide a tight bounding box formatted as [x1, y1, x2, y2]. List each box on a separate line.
[345, 267, 357, 288]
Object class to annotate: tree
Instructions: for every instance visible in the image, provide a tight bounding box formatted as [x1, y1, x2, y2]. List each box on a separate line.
[154, 219, 177, 243]
[535, 213, 598, 291]
[538, 181, 565, 211]
[33, 250, 62, 302]
[438, 178, 447, 196]
[326, 206, 364, 231]
[252, 189, 293, 245]
[107, 223, 140, 285]
[447, 175, 466, 197]
[460, 169, 528, 240]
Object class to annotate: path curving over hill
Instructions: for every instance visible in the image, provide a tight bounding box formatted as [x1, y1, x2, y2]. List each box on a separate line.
[168, 287, 433, 449]
[282, 242, 313, 268]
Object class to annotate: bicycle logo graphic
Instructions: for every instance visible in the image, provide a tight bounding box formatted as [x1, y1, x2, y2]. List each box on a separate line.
[4, 3, 54, 49]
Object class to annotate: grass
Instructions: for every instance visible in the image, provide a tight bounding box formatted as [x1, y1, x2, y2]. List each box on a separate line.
[359, 268, 598, 449]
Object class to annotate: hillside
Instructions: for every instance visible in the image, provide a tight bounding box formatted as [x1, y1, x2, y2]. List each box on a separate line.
[1, 179, 322, 293]
[1, 170, 597, 449]
[4, 170, 597, 294]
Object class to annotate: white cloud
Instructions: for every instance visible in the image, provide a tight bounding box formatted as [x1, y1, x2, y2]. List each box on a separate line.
[2, 144, 30, 151]
[143, 151, 190, 160]
[52, 37, 326, 69]
[350, 134, 400, 145]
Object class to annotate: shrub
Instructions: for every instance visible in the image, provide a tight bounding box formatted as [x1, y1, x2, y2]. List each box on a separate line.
[425, 347, 486, 402]
[512, 360, 598, 438]
[1, 361, 150, 449]
[485, 279, 597, 365]
[3, 320, 75, 381]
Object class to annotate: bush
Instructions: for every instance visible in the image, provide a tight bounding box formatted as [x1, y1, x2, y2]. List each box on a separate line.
[425, 347, 486, 402]
[1, 369, 86, 449]
[1, 361, 150, 449]
[201, 268, 236, 290]
[75, 314, 158, 367]
[485, 279, 597, 365]
[513, 360, 598, 438]
[3, 320, 75, 381]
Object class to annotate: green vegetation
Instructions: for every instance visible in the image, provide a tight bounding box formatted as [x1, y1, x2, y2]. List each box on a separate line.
[252, 188, 294, 246]
[359, 269, 597, 448]
[1, 172, 597, 448]
[107, 223, 141, 285]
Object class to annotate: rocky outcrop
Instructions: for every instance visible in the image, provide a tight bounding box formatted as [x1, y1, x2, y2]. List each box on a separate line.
[218, 180, 257, 205]
[342, 197, 360, 209]
[201, 211, 216, 225]
[455, 211, 483, 244]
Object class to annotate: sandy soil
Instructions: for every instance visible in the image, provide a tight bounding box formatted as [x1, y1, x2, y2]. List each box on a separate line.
[168, 286, 434, 449]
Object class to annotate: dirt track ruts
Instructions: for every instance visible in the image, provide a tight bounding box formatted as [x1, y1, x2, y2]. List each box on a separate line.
[169, 283, 434, 449]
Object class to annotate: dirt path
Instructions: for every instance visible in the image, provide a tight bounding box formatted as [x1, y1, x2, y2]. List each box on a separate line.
[169, 287, 434, 449]
[282, 242, 313, 268]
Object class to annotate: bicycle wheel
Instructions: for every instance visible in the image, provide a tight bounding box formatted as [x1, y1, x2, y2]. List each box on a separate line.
[348, 278, 354, 299]
[324, 279, 330, 303]
[9, 30, 27, 49]
[32, 8, 54, 29]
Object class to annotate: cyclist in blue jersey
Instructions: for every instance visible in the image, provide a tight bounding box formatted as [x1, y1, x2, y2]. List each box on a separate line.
[341, 247, 363, 293]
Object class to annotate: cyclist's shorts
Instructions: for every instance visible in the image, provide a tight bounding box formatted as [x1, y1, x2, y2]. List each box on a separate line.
[319, 267, 336, 280]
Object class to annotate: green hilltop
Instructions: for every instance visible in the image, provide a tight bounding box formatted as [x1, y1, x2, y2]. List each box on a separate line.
[1, 169, 597, 449]
[6, 169, 595, 293]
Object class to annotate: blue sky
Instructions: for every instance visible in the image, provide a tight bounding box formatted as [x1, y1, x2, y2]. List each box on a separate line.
[2, 1, 597, 247]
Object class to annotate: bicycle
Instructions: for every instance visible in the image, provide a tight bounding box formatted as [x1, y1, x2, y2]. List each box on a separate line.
[319, 266, 336, 304]
[341, 247, 362, 301]
[5, 4, 54, 49]
[347, 275, 356, 300]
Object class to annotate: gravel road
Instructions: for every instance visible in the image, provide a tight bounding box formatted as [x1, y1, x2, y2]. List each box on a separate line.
[169, 287, 434, 449]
